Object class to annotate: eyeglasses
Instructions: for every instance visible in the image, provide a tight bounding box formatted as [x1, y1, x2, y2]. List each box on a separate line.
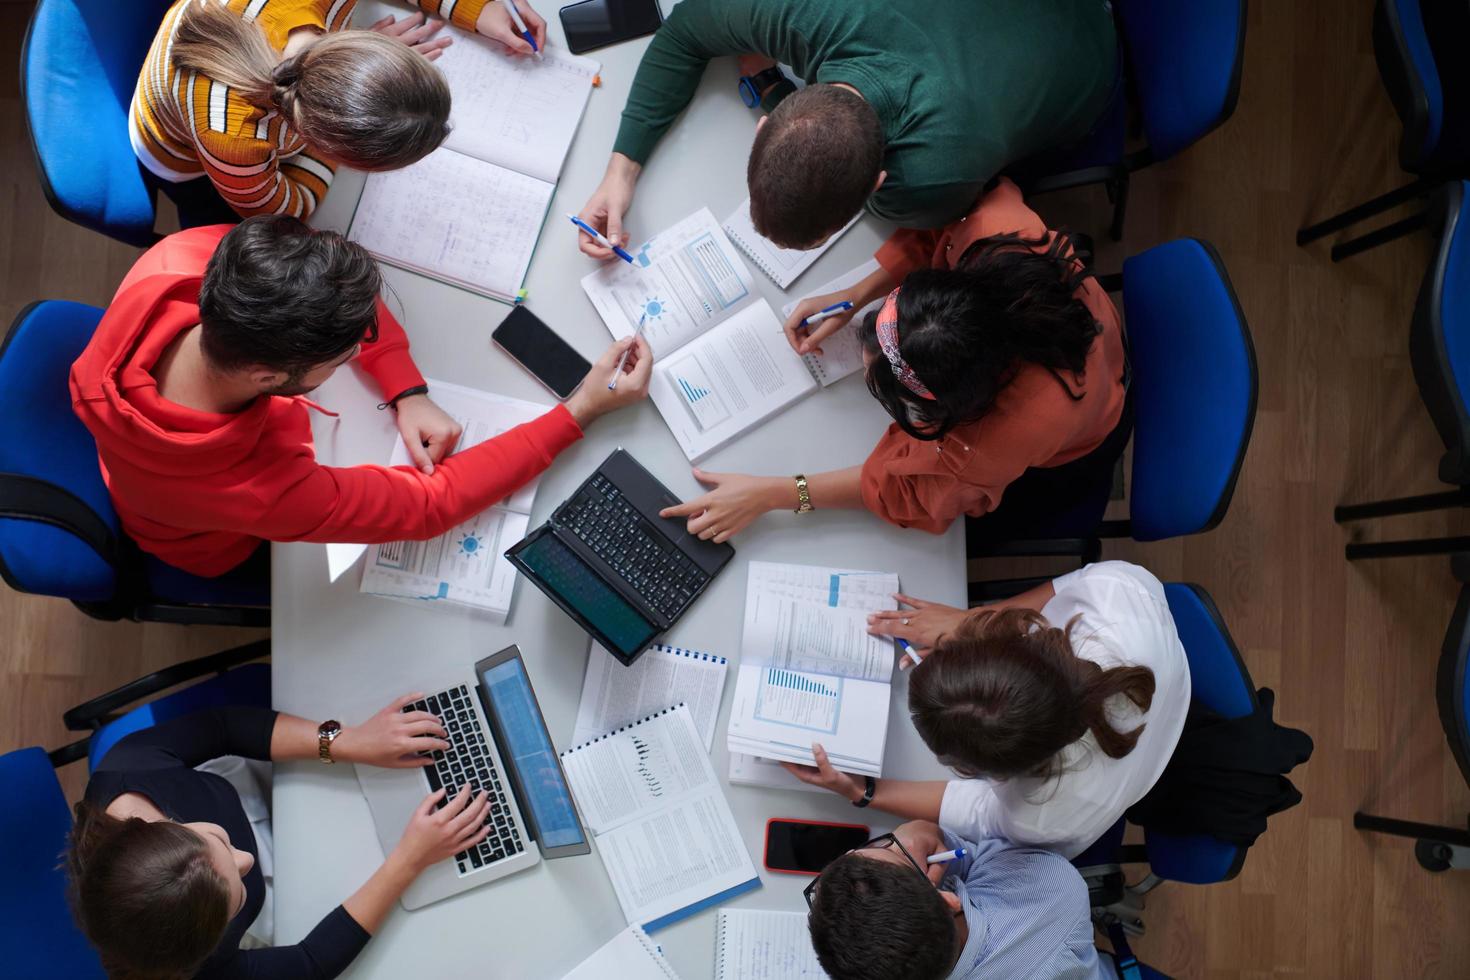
[803, 833, 928, 908]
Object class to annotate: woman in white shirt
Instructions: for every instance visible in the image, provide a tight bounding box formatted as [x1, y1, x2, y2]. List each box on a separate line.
[783, 561, 1191, 859]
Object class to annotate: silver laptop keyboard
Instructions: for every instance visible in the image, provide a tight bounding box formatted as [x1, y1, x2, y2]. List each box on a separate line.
[405, 685, 523, 875]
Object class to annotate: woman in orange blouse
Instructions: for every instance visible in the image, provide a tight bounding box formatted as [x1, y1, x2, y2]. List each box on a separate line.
[661, 179, 1130, 545]
[133, 0, 547, 225]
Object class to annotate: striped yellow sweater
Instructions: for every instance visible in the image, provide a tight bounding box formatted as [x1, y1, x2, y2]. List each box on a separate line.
[131, 0, 489, 218]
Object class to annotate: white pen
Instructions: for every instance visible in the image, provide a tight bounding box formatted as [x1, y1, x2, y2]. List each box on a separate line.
[927, 848, 965, 865]
[801, 301, 854, 328]
[608, 313, 647, 390]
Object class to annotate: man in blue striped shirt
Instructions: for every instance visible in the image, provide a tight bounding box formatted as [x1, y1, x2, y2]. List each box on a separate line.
[806, 820, 1112, 980]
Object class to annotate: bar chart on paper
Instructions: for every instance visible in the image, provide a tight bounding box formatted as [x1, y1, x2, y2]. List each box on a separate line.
[755, 667, 841, 733]
[668, 357, 731, 431]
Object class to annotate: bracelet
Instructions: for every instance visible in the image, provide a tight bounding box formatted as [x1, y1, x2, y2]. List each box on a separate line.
[793, 474, 813, 515]
[852, 775, 876, 808]
[377, 384, 429, 411]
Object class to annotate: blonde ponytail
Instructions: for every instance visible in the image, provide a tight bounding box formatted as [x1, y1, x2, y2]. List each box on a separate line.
[172, 0, 280, 109]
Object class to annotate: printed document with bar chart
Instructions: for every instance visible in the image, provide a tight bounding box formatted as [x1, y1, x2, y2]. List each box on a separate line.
[726, 562, 900, 778]
[581, 208, 820, 461]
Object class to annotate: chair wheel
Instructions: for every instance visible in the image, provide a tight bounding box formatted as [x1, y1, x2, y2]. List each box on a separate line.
[1415, 838, 1452, 872]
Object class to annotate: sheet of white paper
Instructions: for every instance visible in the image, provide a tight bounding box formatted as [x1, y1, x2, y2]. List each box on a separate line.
[647, 300, 818, 462]
[434, 31, 598, 183]
[574, 643, 729, 751]
[562, 926, 682, 980]
[715, 910, 828, 980]
[741, 565, 898, 684]
[582, 208, 757, 357]
[350, 150, 552, 301]
[723, 198, 859, 289]
[726, 752, 825, 794]
[781, 258, 884, 386]
[326, 543, 367, 583]
[726, 663, 890, 776]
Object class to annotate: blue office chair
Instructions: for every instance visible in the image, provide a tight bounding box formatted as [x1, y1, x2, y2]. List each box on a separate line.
[0, 641, 268, 978]
[1297, 0, 1470, 261]
[21, 0, 175, 248]
[970, 239, 1257, 600]
[1017, 0, 1247, 241]
[0, 301, 269, 626]
[1334, 182, 1470, 557]
[1073, 585, 1254, 955]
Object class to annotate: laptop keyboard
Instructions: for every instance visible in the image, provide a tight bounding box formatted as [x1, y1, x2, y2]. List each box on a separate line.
[405, 685, 523, 876]
[559, 474, 710, 620]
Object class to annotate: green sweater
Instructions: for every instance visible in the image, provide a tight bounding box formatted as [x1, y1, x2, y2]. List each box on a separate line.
[613, 0, 1118, 228]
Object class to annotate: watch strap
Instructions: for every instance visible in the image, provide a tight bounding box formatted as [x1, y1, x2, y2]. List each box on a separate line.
[794, 474, 813, 514]
[852, 775, 876, 808]
[378, 384, 429, 411]
[317, 720, 342, 764]
[760, 76, 797, 114]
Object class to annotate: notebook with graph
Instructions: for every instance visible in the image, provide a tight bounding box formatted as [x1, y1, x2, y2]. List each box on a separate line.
[349, 31, 598, 302]
[582, 208, 845, 461]
[723, 198, 859, 289]
[559, 705, 760, 931]
[726, 562, 901, 778]
[715, 910, 828, 980]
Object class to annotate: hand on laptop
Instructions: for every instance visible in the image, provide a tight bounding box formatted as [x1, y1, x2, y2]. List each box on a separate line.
[659, 469, 786, 544]
[565, 335, 653, 427]
[393, 394, 463, 476]
[577, 154, 642, 259]
[395, 785, 495, 871]
[332, 693, 451, 768]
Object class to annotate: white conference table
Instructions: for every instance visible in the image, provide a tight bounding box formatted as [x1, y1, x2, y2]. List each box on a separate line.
[271, 3, 965, 977]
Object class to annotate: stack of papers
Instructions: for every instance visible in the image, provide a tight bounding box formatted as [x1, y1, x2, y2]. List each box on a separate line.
[727, 562, 900, 778]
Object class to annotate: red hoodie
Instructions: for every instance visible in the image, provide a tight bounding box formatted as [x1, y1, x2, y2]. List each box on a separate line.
[70, 226, 583, 577]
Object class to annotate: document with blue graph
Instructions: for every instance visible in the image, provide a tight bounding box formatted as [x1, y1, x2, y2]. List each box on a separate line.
[559, 705, 760, 932]
[580, 208, 821, 462]
[727, 562, 901, 778]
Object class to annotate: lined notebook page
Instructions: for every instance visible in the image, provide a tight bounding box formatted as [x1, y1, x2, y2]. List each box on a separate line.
[716, 910, 828, 979]
[349, 150, 551, 301]
[574, 643, 729, 750]
[434, 32, 599, 183]
[563, 926, 682, 980]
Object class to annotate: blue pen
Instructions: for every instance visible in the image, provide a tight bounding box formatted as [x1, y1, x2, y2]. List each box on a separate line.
[800, 300, 854, 329]
[503, 0, 540, 55]
[897, 638, 922, 666]
[568, 213, 635, 264]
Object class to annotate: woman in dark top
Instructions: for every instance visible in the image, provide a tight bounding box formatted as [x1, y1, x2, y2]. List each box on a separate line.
[70, 698, 493, 979]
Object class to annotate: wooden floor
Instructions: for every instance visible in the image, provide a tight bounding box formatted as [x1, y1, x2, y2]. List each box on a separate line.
[3, 1, 1468, 976]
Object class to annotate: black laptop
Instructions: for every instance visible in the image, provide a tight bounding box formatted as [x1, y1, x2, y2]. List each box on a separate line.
[505, 449, 734, 665]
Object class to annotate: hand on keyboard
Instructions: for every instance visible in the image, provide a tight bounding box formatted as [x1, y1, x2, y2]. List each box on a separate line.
[335, 692, 450, 768]
[394, 784, 494, 871]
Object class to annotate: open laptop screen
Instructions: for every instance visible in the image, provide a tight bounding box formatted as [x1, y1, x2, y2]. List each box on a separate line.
[478, 653, 589, 856]
[513, 531, 658, 658]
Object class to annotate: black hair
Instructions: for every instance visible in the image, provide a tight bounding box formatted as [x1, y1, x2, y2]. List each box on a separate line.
[198, 215, 380, 377]
[807, 853, 956, 980]
[858, 231, 1101, 441]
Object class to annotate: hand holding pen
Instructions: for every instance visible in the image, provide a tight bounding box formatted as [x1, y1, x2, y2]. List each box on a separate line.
[481, 0, 544, 57]
[781, 291, 861, 356]
[569, 214, 636, 264]
[608, 314, 648, 390]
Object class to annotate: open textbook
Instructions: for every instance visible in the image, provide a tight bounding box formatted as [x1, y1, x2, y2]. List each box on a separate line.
[574, 642, 729, 751]
[560, 705, 760, 931]
[581, 208, 838, 461]
[715, 910, 828, 980]
[726, 562, 900, 778]
[349, 33, 598, 301]
[358, 380, 548, 619]
[780, 258, 887, 387]
[723, 198, 859, 289]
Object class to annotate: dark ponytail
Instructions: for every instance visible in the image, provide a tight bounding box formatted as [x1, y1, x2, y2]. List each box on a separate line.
[857, 230, 1102, 441]
[67, 801, 230, 980]
[907, 607, 1155, 781]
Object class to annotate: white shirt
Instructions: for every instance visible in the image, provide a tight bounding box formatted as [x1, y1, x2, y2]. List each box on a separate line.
[937, 561, 1191, 858]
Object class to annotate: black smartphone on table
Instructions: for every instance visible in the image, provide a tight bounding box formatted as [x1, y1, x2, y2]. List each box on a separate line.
[491, 306, 592, 401]
[559, 0, 663, 55]
[764, 818, 871, 876]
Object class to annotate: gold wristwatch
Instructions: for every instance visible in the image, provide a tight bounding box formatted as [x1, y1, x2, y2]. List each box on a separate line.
[317, 719, 342, 764]
[793, 474, 814, 515]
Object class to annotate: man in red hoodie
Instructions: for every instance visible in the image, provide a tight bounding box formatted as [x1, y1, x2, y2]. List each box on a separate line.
[70, 216, 651, 578]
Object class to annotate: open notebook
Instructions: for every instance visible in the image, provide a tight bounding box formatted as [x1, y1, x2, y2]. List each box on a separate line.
[581, 208, 843, 461]
[716, 910, 828, 979]
[780, 258, 886, 387]
[726, 562, 900, 778]
[723, 198, 859, 289]
[349, 32, 598, 301]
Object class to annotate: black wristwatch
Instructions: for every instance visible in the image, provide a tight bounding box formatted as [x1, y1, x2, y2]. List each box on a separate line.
[739, 66, 795, 111]
[852, 775, 876, 808]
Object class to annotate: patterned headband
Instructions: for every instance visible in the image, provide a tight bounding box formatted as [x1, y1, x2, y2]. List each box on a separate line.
[874, 287, 936, 401]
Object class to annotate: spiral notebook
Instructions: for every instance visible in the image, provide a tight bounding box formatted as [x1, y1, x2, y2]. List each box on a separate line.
[563, 926, 683, 980]
[574, 642, 729, 751]
[559, 705, 760, 931]
[779, 258, 885, 387]
[716, 910, 828, 980]
[723, 199, 860, 289]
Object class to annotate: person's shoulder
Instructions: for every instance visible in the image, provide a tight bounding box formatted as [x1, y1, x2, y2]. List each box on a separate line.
[974, 840, 1089, 904]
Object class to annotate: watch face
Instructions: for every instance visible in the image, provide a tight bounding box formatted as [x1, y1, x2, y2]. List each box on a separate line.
[320, 720, 342, 737]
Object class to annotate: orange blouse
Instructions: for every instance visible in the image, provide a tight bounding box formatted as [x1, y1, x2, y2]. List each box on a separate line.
[859, 178, 1126, 534]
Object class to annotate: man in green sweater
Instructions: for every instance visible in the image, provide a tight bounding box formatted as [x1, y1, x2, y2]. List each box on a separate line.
[576, 0, 1118, 255]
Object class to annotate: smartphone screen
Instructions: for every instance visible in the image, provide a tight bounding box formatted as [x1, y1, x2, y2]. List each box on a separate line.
[559, 0, 662, 55]
[491, 307, 591, 401]
[764, 820, 871, 875]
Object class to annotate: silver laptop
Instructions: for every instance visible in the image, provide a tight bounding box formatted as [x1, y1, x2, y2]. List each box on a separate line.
[355, 644, 589, 909]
